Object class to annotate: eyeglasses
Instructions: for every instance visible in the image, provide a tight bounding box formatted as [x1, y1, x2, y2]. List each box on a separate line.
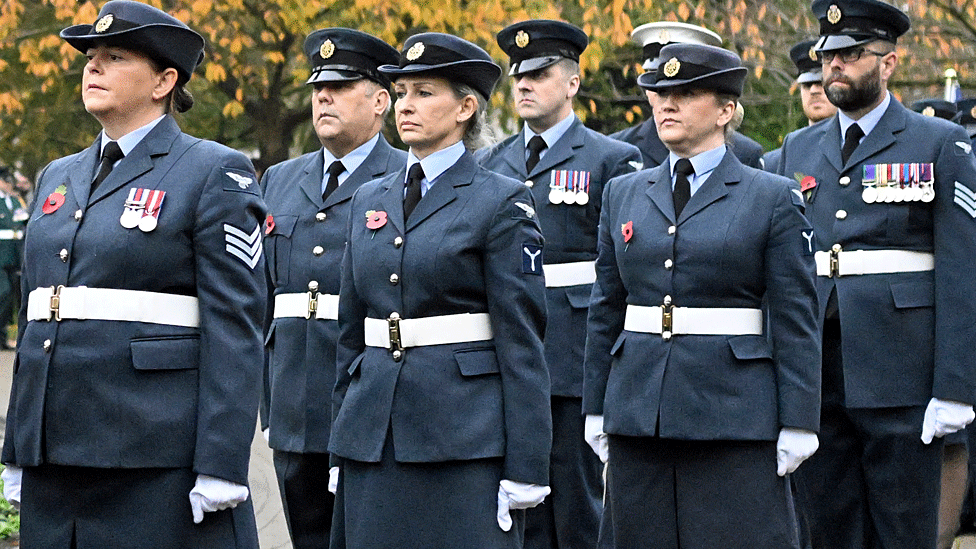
[817, 46, 888, 64]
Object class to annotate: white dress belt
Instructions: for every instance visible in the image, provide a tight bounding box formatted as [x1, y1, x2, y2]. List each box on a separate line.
[0, 229, 23, 240]
[543, 261, 596, 287]
[27, 286, 199, 327]
[364, 312, 493, 349]
[273, 292, 339, 320]
[814, 249, 934, 277]
[624, 304, 763, 338]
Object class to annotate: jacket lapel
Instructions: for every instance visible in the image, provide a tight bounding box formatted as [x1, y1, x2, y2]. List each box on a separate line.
[325, 136, 398, 209]
[299, 152, 325, 208]
[379, 167, 407, 235]
[405, 152, 478, 232]
[88, 116, 181, 206]
[529, 117, 584, 178]
[845, 99, 904, 170]
[677, 151, 737, 224]
[646, 163, 676, 223]
[67, 141, 101, 208]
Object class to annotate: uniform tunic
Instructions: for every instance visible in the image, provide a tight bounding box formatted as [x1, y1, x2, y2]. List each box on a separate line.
[777, 96, 976, 549]
[478, 116, 640, 549]
[583, 151, 820, 548]
[2, 116, 266, 548]
[261, 136, 403, 548]
[329, 150, 551, 548]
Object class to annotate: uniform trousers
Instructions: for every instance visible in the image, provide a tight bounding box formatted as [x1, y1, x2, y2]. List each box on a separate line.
[21, 464, 258, 549]
[793, 319, 942, 549]
[605, 435, 796, 549]
[525, 395, 602, 549]
[272, 450, 333, 549]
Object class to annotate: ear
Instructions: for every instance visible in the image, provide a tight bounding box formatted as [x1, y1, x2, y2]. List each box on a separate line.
[566, 72, 580, 99]
[456, 94, 478, 124]
[879, 50, 897, 82]
[373, 88, 391, 116]
[715, 99, 735, 127]
[152, 67, 179, 102]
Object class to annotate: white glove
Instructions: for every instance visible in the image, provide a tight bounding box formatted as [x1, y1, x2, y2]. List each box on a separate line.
[262, 428, 270, 443]
[921, 398, 975, 444]
[189, 475, 249, 524]
[496, 480, 550, 532]
[776, 428, 819, 476]
[1, 465, 21, 510]
[329, 466, 339, 494]
[584, 415, 609, 463]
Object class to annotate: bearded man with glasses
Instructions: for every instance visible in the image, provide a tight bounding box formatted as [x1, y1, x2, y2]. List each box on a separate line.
[775, 1, 976, 548]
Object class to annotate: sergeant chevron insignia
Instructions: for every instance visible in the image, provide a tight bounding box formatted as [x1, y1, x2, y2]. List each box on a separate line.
[224, 222, 263, 268]
[953, 181, 976, 218]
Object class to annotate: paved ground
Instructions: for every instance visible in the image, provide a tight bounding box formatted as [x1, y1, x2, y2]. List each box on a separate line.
[0, 349, 293, 549]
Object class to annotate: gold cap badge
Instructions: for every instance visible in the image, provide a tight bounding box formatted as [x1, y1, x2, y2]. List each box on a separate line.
[658, 29, 670, 44]
[663, 57, 681, 78]
[515, 30, 530, 49]
[970, 105, 976, 119]
[94, 14, 114, 33]
[320, 39, 335, 59]
[922, 106, 935, 117]
[827, 4, 842, 24]
[406, 41, 425, 62]
[809, 46, 818, 62]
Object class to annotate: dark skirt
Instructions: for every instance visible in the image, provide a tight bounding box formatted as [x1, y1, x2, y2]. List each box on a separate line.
[606, 435, 798, 549]
[21, 464, 258, 549]
[331, 434, 523, 549]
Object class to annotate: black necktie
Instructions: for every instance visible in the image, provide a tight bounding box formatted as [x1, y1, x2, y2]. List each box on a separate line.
[673, 158, 694, 217]
[404, 163, 425, 220]
[92, 141, 124, 191]
[324, 160, 344, 201]
[526, 135, 547, 173]
[841, 123, 864, 165]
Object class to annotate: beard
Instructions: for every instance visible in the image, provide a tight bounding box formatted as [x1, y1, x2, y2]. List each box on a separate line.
[824, 63, 883, 112]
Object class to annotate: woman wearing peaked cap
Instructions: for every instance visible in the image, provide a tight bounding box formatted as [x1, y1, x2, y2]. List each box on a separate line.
[1, 1, 266, 547]
[582, 43, 821, 548]
[328, 32, 552, 549]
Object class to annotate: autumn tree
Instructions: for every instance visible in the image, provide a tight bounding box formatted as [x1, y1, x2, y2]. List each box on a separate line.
[2, 0, 976, 179]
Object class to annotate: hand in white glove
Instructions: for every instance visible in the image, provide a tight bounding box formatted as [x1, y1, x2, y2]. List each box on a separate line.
[262, 428, 270, 443]
[496, 480, 550, 532]
[329, 466, 339, 494]
[921, 398, 975, 444]
[189, 475, 249, 524]
[583, 415, 609, 463]
[776, 428, 819, 476]
[1, 465, 21, 510]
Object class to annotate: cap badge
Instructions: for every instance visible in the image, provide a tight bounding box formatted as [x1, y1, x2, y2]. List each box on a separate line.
[663, 57, 680, 78]
[515, 30, 530, 48]
[922, 106, 935, 117]
[406, 41, 425, 61]
[658, 29, 670, 44]
[809, 46, 818, 62]
[970, 105, 976, 119]
[827, 4, 842, 24]
[94, 14, 114, 33]
[320, 39, 335, 59]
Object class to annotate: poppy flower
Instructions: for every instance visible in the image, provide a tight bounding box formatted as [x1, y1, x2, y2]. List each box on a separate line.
[800, 176, 817, 192]
[621, 221, 633, 243]
[265, 214, 275, 235]
[365, 210, 388, 230]
[42, 185, 67, 215]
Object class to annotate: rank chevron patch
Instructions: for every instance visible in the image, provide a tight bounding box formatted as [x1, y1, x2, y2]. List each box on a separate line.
[954, 182, 976, 218]
[224, 223, 263, 268]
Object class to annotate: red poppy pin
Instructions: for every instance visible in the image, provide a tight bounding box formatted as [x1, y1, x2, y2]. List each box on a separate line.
[365, 210, 388, 230]
[42, 184, 67, 215]
[265, 214, 275, 235]
[799, 175, 817, 192]
[621, 221, 633, 250]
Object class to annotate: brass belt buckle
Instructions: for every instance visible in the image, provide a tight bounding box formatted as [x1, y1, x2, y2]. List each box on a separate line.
[830, 244, 842, 278]
[661, 302, 673, 341]
[306, 281, 319, 319]
[388, 312, 404, 360]
[49, 285, 64, 322]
